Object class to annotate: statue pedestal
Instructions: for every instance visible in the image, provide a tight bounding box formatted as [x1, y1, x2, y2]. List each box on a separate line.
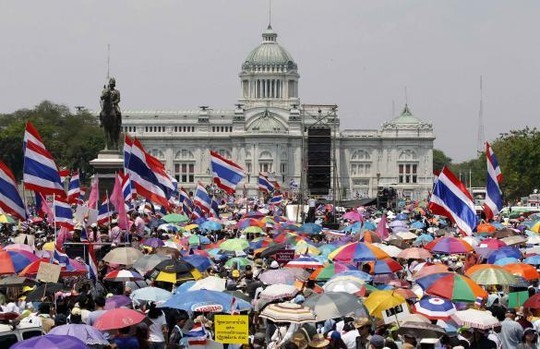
[89, 150, 124, 199]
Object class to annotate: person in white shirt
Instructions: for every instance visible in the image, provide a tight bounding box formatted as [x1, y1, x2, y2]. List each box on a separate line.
[147, 303, 167, 349]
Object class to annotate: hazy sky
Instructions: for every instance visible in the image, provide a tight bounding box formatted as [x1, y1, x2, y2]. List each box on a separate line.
[2, 1, 539, 162]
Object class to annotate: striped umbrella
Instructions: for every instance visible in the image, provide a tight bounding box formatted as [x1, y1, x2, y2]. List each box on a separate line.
[425, 237, 473, 254]
[259, 302, 316, 324]
[416, 272, 487, 302]
[286, 256, 324, 269]
[468, 268, 518, 286]
[259, 284, 299, 301]
[397, 247, 433, 260]
[309, 263, 356, 281]
[368, 258, 403, 274]
[413, 296, 456, 320]
[104, 269, 144, 282]
[329, 242, 389, 262]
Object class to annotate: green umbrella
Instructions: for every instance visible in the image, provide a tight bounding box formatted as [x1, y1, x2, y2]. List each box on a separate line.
[162, 213, 189, 224]
[243, 226, 264, 234]
[219, 238, 249, 251]
[225, 257, 252, 269]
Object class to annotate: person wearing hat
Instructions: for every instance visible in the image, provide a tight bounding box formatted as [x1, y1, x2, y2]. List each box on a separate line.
[368, 335, 385, 349]
[501, 308, 524, 349]
[517, 328, 538, 349]
[252, 332, 266, 348]
[308, 333, 330, 348]
[270, 260, 280, 269]
[341, 317, 371, 349]
[290, 331, 309, 349]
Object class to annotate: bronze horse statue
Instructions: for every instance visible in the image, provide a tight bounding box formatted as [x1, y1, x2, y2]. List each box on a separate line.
[99, 89, 121, 150]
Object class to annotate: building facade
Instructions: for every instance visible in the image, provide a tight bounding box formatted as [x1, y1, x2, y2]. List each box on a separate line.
[119, 25, 435, 201]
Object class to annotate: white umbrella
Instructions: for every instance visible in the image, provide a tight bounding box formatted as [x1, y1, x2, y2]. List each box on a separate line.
[259, 284, 299, 301]
[303, 292, 367, 321]
[322, 277, 365, 294]
[188, 276, 226, 292]
[396, 231, 418, 240]
[372, 243, 403, 258]
[452, 309, 500, 329]
[259, 302, 316, 324]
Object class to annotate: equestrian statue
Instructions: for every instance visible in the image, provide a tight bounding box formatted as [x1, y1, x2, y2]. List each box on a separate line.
[99, 77, 122, 150]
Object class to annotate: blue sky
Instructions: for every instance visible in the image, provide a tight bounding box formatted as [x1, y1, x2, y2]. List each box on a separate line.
[1, 0, 539, 162]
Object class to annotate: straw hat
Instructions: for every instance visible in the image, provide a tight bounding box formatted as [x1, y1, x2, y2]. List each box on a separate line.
[291, 332, 308, 349]
[353, 317, 372, 329]
[308, 334, 330, 348]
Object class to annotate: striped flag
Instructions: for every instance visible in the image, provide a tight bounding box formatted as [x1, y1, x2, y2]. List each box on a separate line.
[97, 196, 112, 225]
[0, 161, 27, 220]
[483, 142, 503, 221]
[210, 151, 245, 195]
[23, 122, 65, 198]
[258, 173, 275, 194]
[67, 171, 80, 204]
[269, 193, 283, 205]
[54, 196, 74, 230]
[194, 182, 212, 213]
[53, 247, 71, 266]
[87, 242, 98, 282]
[429, 166, 478, 236]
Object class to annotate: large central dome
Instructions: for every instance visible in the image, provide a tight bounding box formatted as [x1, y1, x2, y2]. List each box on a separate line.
[243, 25, 297, 68]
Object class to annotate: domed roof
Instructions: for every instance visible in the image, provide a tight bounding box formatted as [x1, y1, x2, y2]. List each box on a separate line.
[247, 109, 286, 133]
[243, 25, 297, 68]
[390, 104, 423, 124]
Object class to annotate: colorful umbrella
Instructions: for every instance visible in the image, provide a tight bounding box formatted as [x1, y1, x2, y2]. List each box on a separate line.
[93, 308, 145, 330]
[11, 334, 87, 349]
[468, 268, 518, 286]
[7, 250, 39, 273]
[237, 218, 264, 229]
[162, 213, 189, 223]
[397, 247, 433, 260]
[48, 324, 109, 346]
[259, 269, 296, 285]
[309, 263, 356, 281]
[142, 238, 165, 249]
[371, 243, 403, 258]
[523, 294, 540, 309]
[477, 238, 507, 249]
[0, 250, 16, 274]
[476, 223, 497, 234]
[416, 272, 487, 302]
[286, 256, 324, 269]
[363, 290, 406, 319]
[359, 230, 382, 243]
[259, 284, 299, 301]
[243, 226, 265, 234]
[0, 214, 16, 224]
[219, 238, 249, 251]
[259, 302, 316, 324]
[329, 242, 389, 262]
[182, 255, 213, 272]
[368, 258, 403, 274]
[104, 269, 144, 282]
[413, 296, 456, 320]
[425, 237, 473, 254]
[224, 257, 252, 269]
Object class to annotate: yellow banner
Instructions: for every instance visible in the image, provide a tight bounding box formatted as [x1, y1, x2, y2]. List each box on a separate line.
[214, 315, 249, 344]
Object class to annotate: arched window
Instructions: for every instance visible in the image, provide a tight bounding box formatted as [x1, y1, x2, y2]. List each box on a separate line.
[259, 151, 273, 173]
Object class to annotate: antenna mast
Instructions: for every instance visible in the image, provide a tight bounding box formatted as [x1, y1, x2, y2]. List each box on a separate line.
[269, 0, 272, 26]
[106, 44, 111, 80]
[477, 75, 485, 153]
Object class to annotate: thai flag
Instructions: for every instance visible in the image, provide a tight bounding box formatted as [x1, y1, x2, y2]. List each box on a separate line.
[258, 173, 275, 194]
[97, 196, 112, 225]
[289, 179, 299, 189]
[53, 247, 71, 266]
[79, 186, 87, 204]
[121, 172, 134, 203]
[87, 242, 98, 282]
[429, 166, 478, 236]
[58, 168, 70, 183]
[269, 193, 283, 205]
[210, 151, 245, 195]
[191, 206, 205, 220]
[210, 198, 220, 218]
[483, 142, 503, 221]
[54, 196, 74, 230]
[23, 122, 65, 198]
[123, 134, 133, 169]
[194, 183, 212, 213]
[146, 150, 175, 198]
[125, 138, 169, 208]
[0, 161, 27, 220]
[67, 171, 80, 204]
[185, 322, 207, 343]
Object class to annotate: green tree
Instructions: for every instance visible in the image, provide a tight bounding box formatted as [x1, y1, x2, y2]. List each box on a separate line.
[0, 101, 104, 181]
[433, 149, 452, 172]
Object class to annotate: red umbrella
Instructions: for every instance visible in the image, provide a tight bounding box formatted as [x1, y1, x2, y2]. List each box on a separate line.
[93, 308, 145, 331]
[397, 247, 433, 260]
[425, 237, 473, 254]
[477, 238, 507, 250]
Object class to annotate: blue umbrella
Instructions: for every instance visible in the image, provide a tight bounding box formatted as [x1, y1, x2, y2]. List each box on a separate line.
[12, 334, 87, 349]
[486, 246, 522, 264]
[173, 281, 195, 294]
[183, 255, 213, 272]
[200, 220, 223, 232]
[160, 289, 252, 313]
[363, 221, 376, 230]
[524, 255, 540, 265]
[493, 257, 520, 266]
[415, 233, 434, 244]
[342, 222, 362, 233]
[299, 223, 322, 234]
[329, 270, 373, 282]
[411, 221, 426, 229]
[396, 213, 408, 221]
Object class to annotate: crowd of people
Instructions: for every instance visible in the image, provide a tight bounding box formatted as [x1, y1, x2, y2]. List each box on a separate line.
[1, 199, 540, 349]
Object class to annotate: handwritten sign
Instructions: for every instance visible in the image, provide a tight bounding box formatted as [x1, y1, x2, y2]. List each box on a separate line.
[214, 315, 249, 344]
[275, 249, 295, 264]
[382, 302, 411, 325]
[36, 263, 62, 283]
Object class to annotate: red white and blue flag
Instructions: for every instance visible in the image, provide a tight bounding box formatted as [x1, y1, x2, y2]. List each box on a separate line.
[53, 246, 71, 266]
[0, 161, 27, 220]
[125, 138, 169, 208]
[194, 182, 212, 213]
[210, 198, 220, 218]
[67, 171, 80, 204]
[87, 242, 99, 282]
[258, 173, 275, 194]
[97, 196, 113, 225]
[179, 187, 193, 216]
[483, 142, 503, 221]
[429, 166, 478, 236]
[58, 168, 70, 183]
[54, 196, 74, 230]
[269, 193, 283, 205]
[23, 122, 65, 198]
[210, 151, 245, 195]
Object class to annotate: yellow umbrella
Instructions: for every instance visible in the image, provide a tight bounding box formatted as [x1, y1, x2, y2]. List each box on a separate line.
[363, 290, 406, 319]
[294, 241, 320, 256]
[154, 269, 202, 283]
[184, 224, 199, 231]
[43, 242, 55, 251]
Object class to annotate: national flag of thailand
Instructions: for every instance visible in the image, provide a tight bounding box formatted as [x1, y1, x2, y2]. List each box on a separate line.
[23, 122, 65, 198]
[186, 322, 207, 339]
[123, 134, 133, 169]
[0, 161, 27, 220]
[87, 242, 98, 282]
[120, 172, 134, 203]
[258, 173, 275, 194]
[429, 166, 478, 236]
[125, 138, 169, 208]
[67, 171, 80, 204]
[53, 247, 71, 266]
[191, 206, 205, 220]
[209, 151, 245, 195]
[79, 186, 87, 204]
[35, 191, 44, 217]
[97, 196, 113, 225]
[269, 193, 283, 205]
[210, 198, 220, 218]
[146, 151, 175, 198]
[110, 174, 129, 230]
[483, 142, 503, 221]
[289, 179, 299, 189]
[87, 176, 99, 210]
[194, 183, 212, 213]
[58, 168, 70, 183]
[54, 196, 74, 229]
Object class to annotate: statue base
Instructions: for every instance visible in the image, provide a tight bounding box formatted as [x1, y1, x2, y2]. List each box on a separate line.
[89, 150, 124, 199]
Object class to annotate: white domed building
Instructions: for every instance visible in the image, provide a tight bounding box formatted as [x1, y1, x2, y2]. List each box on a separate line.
[120, 25, 435, 202]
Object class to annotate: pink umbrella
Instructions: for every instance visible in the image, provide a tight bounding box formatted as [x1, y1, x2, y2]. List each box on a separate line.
[342, 211, 362, 222]
[93, 308, 145, 330]
[3, 244, 34, 253]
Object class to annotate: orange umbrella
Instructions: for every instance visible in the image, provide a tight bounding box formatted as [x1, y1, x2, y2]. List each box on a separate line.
[464, 264, 502, 277]
[0, 251, 15, 275]
[503, 263, 540, 281]
[476, 223, 496, 234]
